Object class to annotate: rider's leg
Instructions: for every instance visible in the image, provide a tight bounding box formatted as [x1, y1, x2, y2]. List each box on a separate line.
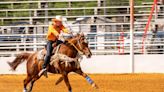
[43, 41, 53, 69]
[39, 40, 53, 77]
[56, 40, 63, 45]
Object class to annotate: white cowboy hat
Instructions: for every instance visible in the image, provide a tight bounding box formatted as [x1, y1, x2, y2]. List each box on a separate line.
[55, 15, 67, 21]
[55, 15, 62, 21]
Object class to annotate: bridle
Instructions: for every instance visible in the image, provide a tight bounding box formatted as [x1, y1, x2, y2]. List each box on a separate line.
[63, 21, 85, 54]
[68, 38, 84, 55]
[68, 34, 89, 55]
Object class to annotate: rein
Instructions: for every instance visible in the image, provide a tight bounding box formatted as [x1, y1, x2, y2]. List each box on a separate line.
[68, 40, 83, 55]
[61, 33, 84, 55]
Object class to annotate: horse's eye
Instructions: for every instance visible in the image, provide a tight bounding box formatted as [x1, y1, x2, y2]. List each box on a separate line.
[82, 42, 86, 45]
[81, 38, 85, 40]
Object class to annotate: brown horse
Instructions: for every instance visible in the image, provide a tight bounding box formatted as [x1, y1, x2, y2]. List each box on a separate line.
[8, 33, 98, 92]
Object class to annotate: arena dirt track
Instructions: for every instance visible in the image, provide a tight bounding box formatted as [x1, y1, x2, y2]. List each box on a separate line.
[1, 74, 164, 92]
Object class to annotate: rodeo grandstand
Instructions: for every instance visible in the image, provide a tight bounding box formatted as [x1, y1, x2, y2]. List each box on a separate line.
[1, 0, 164, 74]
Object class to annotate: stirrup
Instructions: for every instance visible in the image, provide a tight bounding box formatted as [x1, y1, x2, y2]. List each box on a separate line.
[38, 68, 48, 78]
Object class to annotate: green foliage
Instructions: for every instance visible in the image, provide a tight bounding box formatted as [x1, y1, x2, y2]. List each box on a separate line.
[107, 0, 129, 6]
[49, 2, 68, 8]
[0, 0, 156, 25]
[48, 10, 66, 16]
[8, 11, 29, 17]
[71, 2, 97, 7]
[0, 4, 11, 9]
[13, 3, 31, 9]
[68, 10, 85, 16]
[0, 12, 6, 17]
[85, 9, 94, 15]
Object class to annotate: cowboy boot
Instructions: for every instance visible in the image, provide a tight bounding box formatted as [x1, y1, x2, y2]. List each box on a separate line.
[38, 68, 48, 78]
[38, 60, 49, 78]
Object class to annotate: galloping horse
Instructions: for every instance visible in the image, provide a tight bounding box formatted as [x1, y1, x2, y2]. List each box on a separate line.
[8, 33, 98, 92]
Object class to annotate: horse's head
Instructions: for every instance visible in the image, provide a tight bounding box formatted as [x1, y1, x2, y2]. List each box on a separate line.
[66, 32, 92, 58]
[74, 32, 92, 58]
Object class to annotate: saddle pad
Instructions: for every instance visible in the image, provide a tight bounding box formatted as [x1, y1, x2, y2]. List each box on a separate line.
[37, 49, 45, 61]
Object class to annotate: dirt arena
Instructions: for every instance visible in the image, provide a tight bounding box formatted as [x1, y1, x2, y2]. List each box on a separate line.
[1, 74, 164, 92]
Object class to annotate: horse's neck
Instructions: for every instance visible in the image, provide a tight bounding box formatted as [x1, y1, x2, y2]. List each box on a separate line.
[58, 39, 78, 57]
[67, 38, 77, 43]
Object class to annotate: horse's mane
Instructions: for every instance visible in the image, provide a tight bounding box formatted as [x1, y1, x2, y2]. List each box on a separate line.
[66, 34, 78, 41]
[63, 34, 79, 45]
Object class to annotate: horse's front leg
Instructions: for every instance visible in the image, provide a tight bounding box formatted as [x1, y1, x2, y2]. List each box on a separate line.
[55, 76, 63, 85]
[74, 69, 98, 89]
[62, 72, 72, 92]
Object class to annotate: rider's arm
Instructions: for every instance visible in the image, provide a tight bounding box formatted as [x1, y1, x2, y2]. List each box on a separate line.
[60, 25, 71, 34]
[48, 25, 59, 36]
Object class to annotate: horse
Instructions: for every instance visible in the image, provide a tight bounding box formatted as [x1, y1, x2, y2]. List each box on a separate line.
[8, 33, 98, 92]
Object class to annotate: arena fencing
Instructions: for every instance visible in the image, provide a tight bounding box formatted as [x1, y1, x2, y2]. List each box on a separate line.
[0, 23, 164, 56]
[1, 54, 164, 74]
[0, 0, 164, 74]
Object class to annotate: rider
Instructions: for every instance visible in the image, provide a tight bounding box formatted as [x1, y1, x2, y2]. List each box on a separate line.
[39, 15, 72, 77]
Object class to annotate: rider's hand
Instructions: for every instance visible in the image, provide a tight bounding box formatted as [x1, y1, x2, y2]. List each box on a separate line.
[68, 31, 72, 34]
[55, 34, 59, 38]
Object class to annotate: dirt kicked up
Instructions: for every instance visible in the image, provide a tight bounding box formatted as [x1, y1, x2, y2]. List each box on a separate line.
[0, 74, 164, 92]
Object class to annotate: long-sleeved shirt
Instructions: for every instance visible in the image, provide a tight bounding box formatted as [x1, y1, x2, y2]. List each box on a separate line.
[46, 21, 69, 41]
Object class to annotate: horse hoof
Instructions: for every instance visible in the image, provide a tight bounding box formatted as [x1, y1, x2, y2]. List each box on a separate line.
[92, 83, 99, 89]
[23, 89, 27, 92]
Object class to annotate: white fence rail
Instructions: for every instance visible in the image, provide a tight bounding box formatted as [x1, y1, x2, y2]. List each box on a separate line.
[0, 31, 164, 57]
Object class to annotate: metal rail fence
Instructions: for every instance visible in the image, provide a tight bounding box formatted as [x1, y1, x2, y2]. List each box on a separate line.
[0, 25, 164, 57]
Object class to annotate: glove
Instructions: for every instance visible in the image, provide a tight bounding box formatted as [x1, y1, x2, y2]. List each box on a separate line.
[67, 31, 71, 34]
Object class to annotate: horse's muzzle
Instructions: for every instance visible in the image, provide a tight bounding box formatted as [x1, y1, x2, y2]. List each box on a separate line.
[86, 53, 92, 58]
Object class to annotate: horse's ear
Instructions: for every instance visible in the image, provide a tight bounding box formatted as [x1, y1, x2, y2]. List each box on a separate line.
[80, 32, 84, 36]
[76, 33, 80, 38]
[76, 33, 80, 36]
[79, 32, 85, 38]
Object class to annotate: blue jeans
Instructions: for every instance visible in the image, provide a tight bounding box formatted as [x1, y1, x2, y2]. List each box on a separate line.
[42, 40, 63, 69]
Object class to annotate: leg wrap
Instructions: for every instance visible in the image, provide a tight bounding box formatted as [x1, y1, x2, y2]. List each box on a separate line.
[85, 76, 93, 84]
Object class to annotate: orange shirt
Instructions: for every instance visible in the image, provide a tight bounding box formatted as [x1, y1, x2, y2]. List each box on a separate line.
[46, 24, 69, 41]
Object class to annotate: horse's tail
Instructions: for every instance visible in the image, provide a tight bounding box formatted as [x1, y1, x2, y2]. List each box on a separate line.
[7, 52, 31, 71]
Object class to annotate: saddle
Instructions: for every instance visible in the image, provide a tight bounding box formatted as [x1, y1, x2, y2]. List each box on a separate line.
[37, 40, 62, 61]
[37, 44, 61, 61]
[37, 44, 81, 69]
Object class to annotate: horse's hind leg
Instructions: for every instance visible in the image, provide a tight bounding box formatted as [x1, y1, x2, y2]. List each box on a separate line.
[28, 81, 34, 92]
[23, 75, 32, 92]
[28, 76, 41, 92]
[74, 69, 98, 89]
[62, 72, 72, 92]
